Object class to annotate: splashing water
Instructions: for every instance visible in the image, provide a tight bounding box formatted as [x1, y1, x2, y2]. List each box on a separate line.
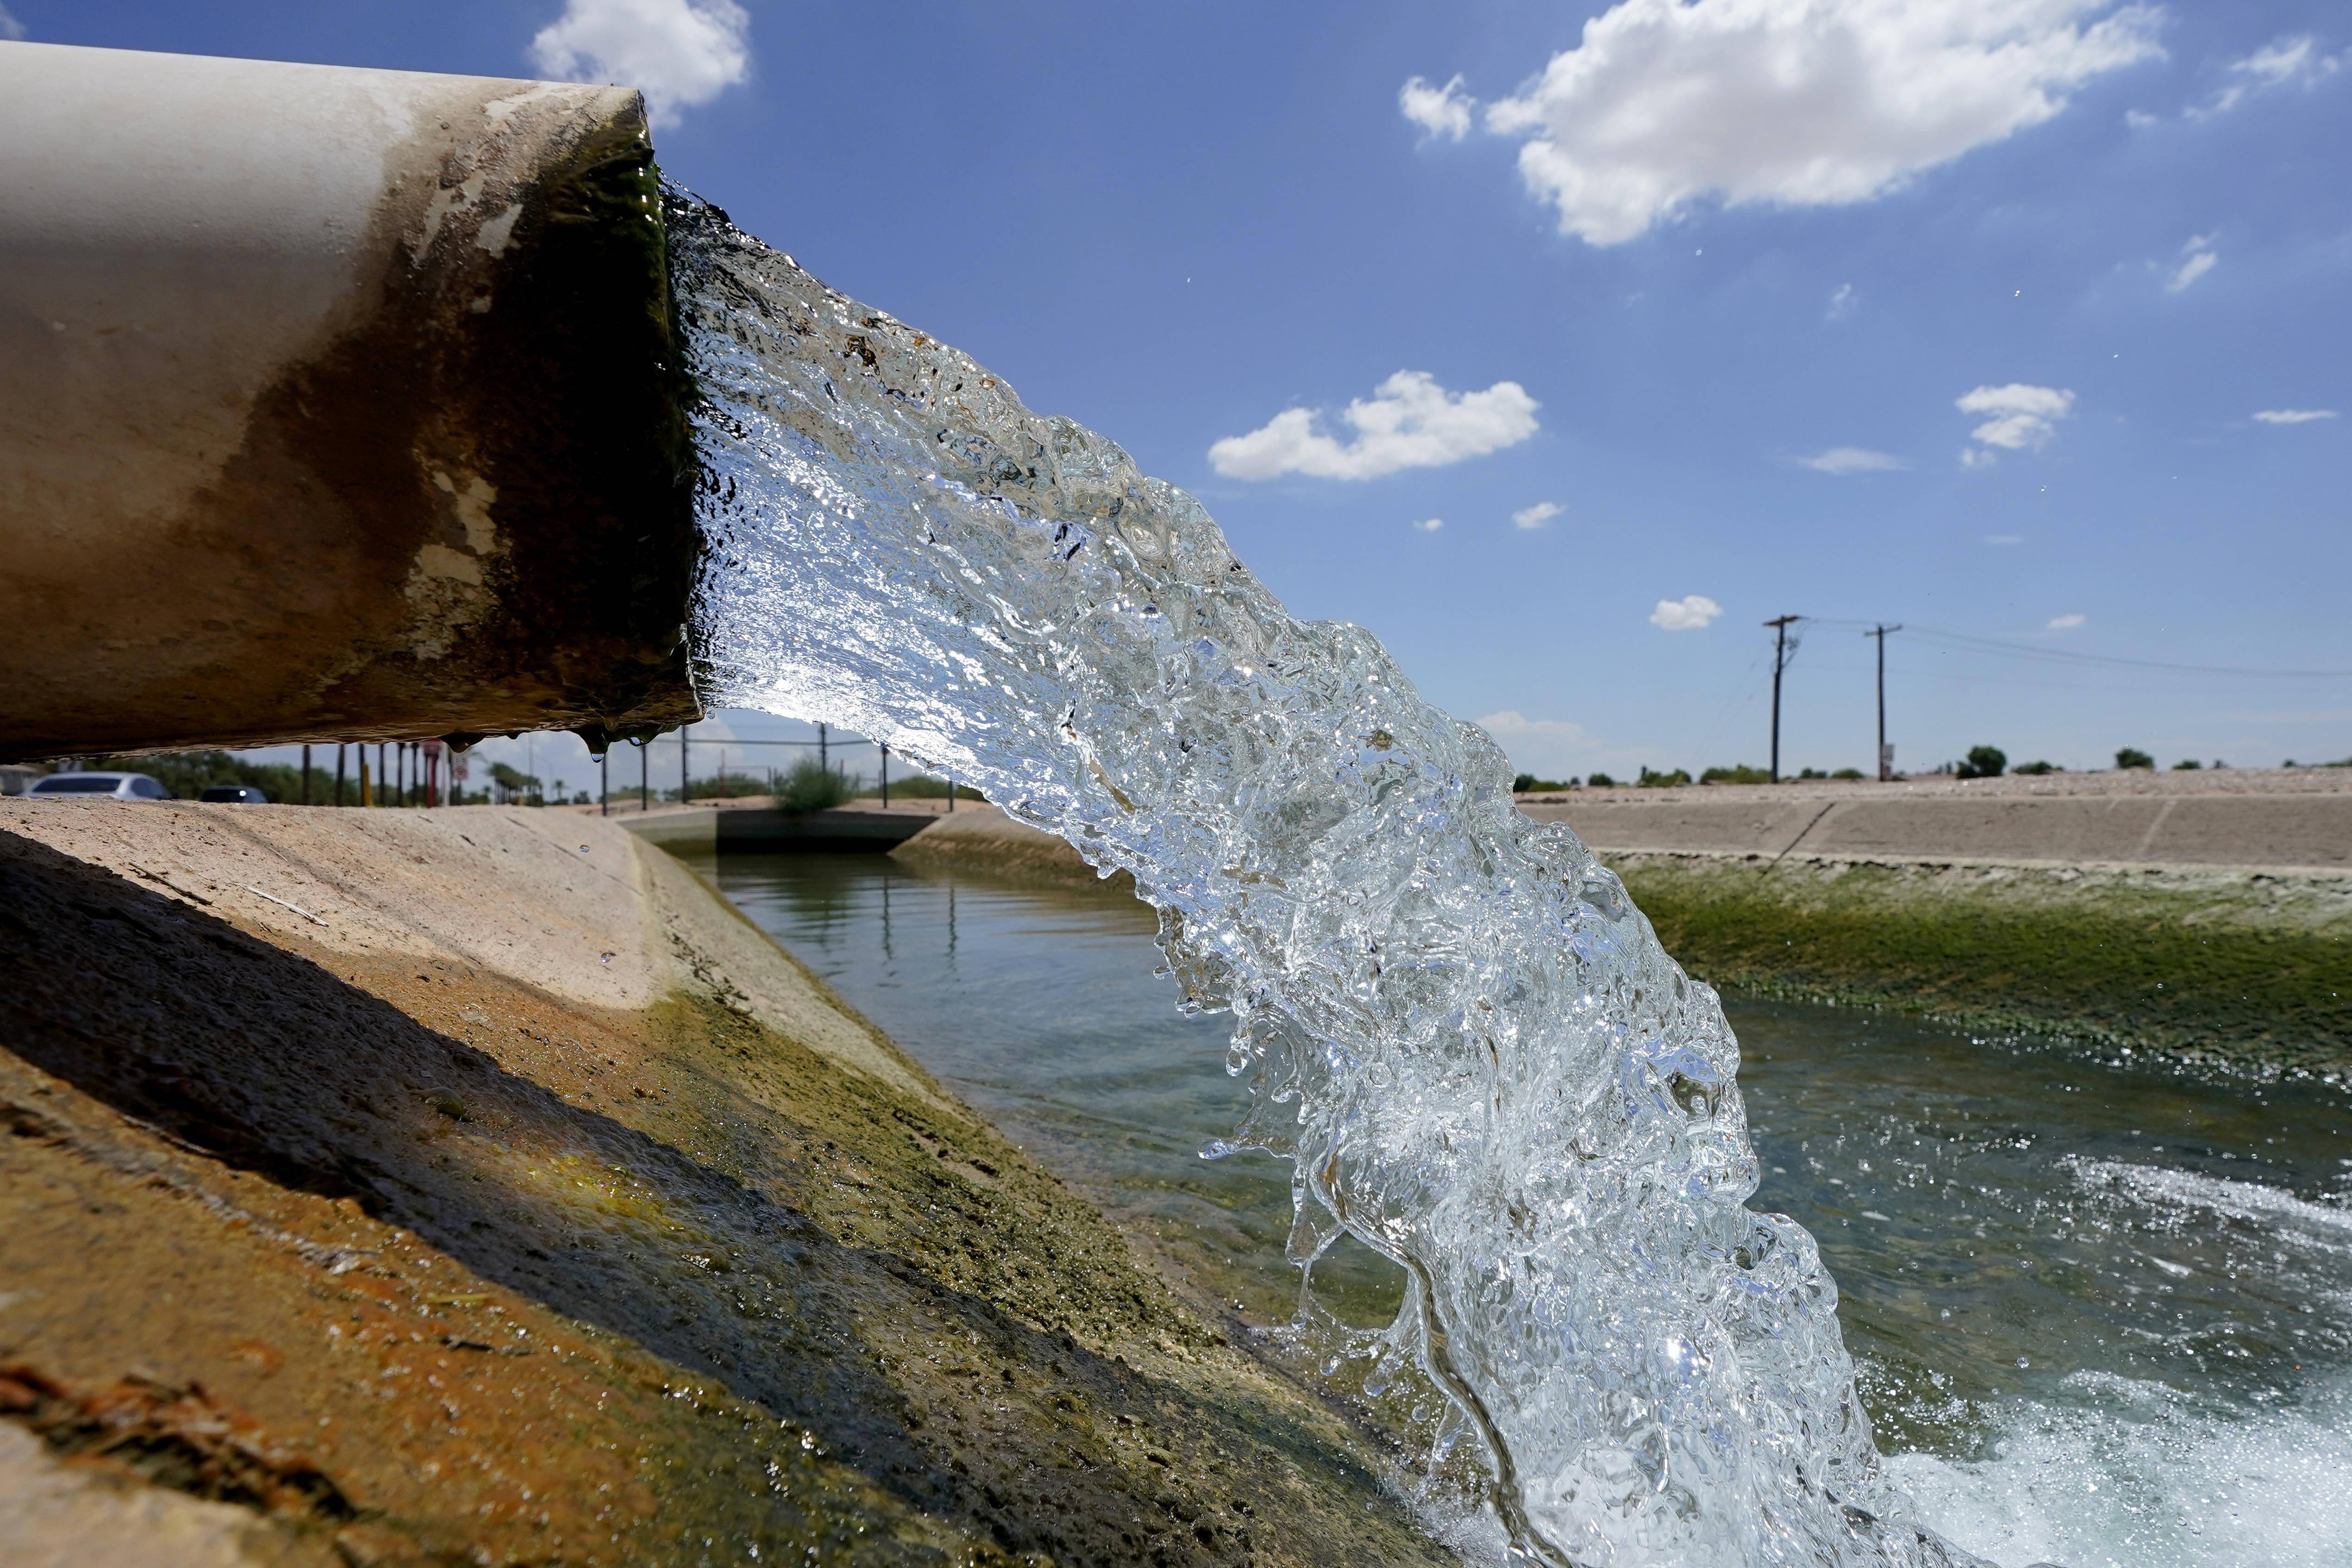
[671, 191, 1978, 1568]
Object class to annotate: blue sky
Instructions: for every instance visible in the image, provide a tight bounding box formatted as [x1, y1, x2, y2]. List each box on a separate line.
[20, 1, 2350, 783]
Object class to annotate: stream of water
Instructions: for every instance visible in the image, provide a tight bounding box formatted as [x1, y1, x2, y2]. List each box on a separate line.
[668, 187, 2347, 1565]
[693, 852, 2352, 1568]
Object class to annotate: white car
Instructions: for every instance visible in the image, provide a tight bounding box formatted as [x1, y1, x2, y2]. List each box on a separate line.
[24, 771, 173, 801]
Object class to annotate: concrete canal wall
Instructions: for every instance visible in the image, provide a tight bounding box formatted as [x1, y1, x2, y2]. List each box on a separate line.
[617, 800, 939, 854]
[0, 802, 1451, 1568]
[890, 778, 2352, 1072]
[1516, 768, 2352, 877]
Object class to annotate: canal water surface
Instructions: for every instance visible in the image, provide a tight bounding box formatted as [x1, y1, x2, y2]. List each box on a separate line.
[692, 851, 2352, 1568]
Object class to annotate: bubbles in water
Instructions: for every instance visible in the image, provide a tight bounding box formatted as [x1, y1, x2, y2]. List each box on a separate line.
[1892, 1370, 2352, 1568]
[669, 190, 1976, 1567]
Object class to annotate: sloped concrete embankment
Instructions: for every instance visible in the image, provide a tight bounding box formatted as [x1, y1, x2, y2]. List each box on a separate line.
[893, 805, 1134, 892]
[0, 802, 1451, 1568]
[895, 796, 2352, 1074]
[1516, 781, 2352, 1073]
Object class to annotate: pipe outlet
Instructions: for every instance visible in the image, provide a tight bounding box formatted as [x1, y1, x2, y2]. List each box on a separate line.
[0, 42, 704, 760]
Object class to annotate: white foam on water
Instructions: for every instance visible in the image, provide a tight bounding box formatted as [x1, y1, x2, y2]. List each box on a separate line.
[2066, 1159, 2352, 1249]
[1889, 1370, 2352, 1568]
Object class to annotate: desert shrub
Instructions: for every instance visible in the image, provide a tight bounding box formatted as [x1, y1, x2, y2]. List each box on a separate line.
[2012, 760, 2059, 775]
[2115, 747, 2155, 770]
[1587, 772, 1617, 788]
[1830, 767, 1865, 780]
[1637, 766, 1692, 788]
[680, 772, 774, 799]
[1700, 764, 1770, 785]
[776, 758, 854, 815]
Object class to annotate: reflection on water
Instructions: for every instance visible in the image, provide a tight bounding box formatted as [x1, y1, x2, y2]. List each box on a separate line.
[694, 851, 2352, 1567]
[686, 848, 1398, 1320]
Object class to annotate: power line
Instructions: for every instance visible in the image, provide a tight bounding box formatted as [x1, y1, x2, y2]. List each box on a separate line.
[1798, 618, 2352, 679]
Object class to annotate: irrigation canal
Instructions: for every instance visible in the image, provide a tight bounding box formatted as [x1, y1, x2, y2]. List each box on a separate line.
[690, 850, 2352, 1568]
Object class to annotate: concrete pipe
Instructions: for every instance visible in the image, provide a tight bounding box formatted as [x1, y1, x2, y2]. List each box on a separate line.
[0, 42, 704, 761]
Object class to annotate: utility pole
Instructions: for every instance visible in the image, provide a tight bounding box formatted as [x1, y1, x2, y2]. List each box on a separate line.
[600, 749, 609, 816]
[680, 723, 690, 804]
[1864, 624, 1901, 781]
[1763, 616, 1801, 783]
[301, 743, 312, 805]
[639, 740, 648, 812]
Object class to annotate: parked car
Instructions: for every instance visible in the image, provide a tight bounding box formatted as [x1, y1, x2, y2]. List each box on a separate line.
[24, 771, 172, 800]
[198, 783, 269, 803]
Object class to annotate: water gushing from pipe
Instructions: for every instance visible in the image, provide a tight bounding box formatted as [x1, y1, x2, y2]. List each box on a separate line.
[673, 190, 1980, 1568]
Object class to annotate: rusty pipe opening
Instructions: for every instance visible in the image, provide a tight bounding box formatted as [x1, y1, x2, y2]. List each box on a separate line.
[0, 42, 704, 761]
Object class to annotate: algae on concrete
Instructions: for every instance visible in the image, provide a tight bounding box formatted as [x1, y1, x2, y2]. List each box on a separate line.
[0, 803, 1455, 1568]
[891, 806, 2352, 1077]
[1616, 853, 2352, 1077]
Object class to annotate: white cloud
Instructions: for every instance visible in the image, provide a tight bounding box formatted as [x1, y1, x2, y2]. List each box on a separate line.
[2253, 407, 2338, 425]
[529, 0, 751, 127]
[1650, 594, 1723, 631]
[1431, 0, 2160, 245]
[0, 6, 25, 42]
[2047, 612, 2086, 630]
[2165, 234, 2218, 293]
[1208, 370, 1540, 481]
[2124, 107, 2158, 128]
[1400, 74, 1476, 141]
[1826, 282, 1858, 321]
[1475, 710, 1626, 780]
[1798, 445, 1907, 475]
[1413, 517, 1446, 532]
[2197, 33, 2343, 117]
[1957, 382, 2074, 457]
[1512, 501, 1563, 529]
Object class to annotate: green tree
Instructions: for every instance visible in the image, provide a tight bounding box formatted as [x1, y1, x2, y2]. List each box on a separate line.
[87, 749, 305, 803]
[487, 762, 539, 804]
[2115, 747, 2155, 770]
[1699, 764, 1770, 785]
[1955, 745, 2007, 779]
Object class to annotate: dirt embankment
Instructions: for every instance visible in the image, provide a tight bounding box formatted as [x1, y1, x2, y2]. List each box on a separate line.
[0, 802, 1450, 1568]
